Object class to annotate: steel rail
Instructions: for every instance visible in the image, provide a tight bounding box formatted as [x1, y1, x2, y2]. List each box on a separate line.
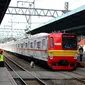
[5, 56, 48, 85]
[61, 71, 85, 84]
[5, 61, 28, 85]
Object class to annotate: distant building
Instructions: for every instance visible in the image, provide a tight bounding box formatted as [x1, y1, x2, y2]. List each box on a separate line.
[78, 38, 85, 52]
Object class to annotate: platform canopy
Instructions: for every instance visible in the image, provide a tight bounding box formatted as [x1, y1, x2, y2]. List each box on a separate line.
[0, 0, 11, 24]
[27, 5, 85, 35]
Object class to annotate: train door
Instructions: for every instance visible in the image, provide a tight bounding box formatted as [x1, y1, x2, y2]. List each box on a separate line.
[42, 38, 48, 50]
[48, 36, 54, 50]
[24, 41, 28, 56]
[40, 37, 48, 61]
[21, 43, 23, 55]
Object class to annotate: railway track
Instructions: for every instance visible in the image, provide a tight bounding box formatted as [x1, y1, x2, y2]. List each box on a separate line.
[5, 56, 48, 85]
[4, 52, 85, 85]
[5, 61, 28, 85]
[60, 71, 85, 85]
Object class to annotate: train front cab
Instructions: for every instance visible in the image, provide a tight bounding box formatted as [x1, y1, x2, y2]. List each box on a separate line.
[48, 33, 78, 70]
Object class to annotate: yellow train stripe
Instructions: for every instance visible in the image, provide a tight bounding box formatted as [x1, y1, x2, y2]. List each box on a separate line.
[48, 50, 78, 56]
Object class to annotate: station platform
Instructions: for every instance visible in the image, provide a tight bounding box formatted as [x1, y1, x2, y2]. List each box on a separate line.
[77, 54, 85, 67]
[0, 67, 17, 85]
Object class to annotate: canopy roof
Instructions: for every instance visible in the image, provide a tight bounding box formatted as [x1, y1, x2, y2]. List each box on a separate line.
[0, 0, 11, 24]
[27, 5, 85, 35]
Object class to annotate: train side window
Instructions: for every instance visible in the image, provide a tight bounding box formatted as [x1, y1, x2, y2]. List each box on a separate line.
[37, 41, 41, 49]
[50, 37, 54, 48]
[16, 44, 17, 48]
[18, 44, 19, 48]
[30, 42, 33, 48]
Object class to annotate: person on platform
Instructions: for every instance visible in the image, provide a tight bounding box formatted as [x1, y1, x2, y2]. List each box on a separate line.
[0, 49, 4, 67]
[79, 46, 84, 62]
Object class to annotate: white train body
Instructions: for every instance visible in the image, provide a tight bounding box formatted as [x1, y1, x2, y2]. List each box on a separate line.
[2, 33, 49, 61]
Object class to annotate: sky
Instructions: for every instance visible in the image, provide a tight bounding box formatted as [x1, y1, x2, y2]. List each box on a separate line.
[0, 0, 85, 39]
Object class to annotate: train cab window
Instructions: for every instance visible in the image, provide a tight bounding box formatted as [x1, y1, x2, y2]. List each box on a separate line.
[50, 37, 54, 48]
[62, 34, 77, 49]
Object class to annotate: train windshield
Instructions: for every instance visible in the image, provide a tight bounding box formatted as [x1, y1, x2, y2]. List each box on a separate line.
[62, 34, 77, 49]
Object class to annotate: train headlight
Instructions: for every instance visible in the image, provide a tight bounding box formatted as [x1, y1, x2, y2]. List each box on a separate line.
[74, 53, 78, 59]
[50, 53, 53, 59]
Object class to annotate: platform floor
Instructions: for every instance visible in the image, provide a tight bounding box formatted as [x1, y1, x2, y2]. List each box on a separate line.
[77, 54, 85, 67]
[0, 67, 17, 85]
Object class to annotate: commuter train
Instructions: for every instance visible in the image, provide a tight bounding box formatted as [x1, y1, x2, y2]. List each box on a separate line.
[1, 32, 78, 70]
